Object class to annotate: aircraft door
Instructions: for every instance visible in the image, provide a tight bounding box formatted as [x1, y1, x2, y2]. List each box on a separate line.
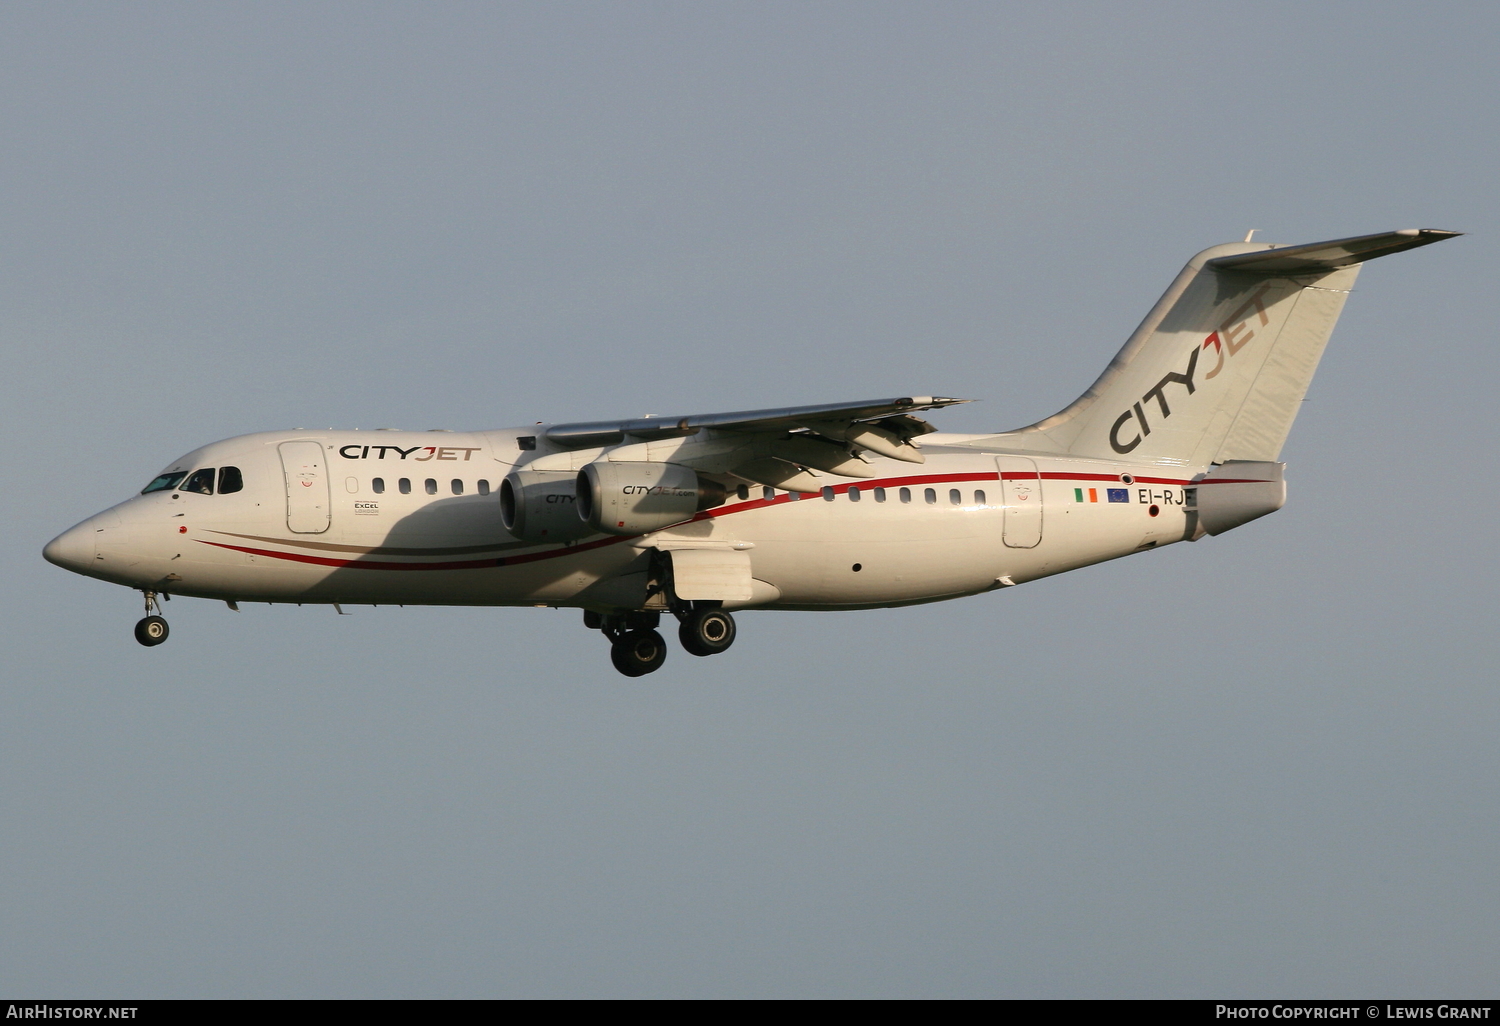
[996, 456, 1043, 548]
[279, 441, 332, 534]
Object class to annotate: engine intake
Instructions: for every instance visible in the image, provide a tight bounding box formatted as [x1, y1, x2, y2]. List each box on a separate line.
[577, 462, 726, 536]
[500, 470, 593, 543]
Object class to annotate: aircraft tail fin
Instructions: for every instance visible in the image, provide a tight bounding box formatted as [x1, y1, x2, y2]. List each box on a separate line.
[995, 229, 1459, 465]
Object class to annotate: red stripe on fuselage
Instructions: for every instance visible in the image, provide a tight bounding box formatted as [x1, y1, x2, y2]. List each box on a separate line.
[199, 533, 631, 572]
[695, 470, 1001, 520]
[992, 471, 1193, 485]
[1035, 471, 1192, 485]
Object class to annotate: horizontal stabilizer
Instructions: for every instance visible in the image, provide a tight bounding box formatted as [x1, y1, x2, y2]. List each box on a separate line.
[1207, 229, 1461, 275]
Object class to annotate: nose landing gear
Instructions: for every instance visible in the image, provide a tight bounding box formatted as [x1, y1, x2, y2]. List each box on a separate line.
[134, 590, 170, 647]
[134, 615, 169, 646]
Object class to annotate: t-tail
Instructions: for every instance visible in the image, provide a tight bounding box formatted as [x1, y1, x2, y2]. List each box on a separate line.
[990, 229, 1460, 466]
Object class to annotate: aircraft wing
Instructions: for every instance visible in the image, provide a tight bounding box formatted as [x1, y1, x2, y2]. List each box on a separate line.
[1207, 228, 1461, 274]
[544, 396, 971, 447]
[541, 396, 972, 488]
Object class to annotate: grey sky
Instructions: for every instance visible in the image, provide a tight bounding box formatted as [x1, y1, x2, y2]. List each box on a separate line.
[3, 1, 1497, 997]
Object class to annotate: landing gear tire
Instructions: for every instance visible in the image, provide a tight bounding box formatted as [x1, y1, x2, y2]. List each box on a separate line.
[678, 608, 736, 657]
[610, 629, 668, 677]
[134, 615, 169, 647]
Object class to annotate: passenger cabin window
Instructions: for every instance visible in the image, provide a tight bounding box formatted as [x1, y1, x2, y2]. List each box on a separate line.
[763, 486, 775, 500]
[822, 487, 835, 501]
[848, 486, 861, 502]
[182, 468, 215, 495]
[974, 490, 986, 506]
[372, 478, 386, 494]
[451, 479, 463, 495]
[737, 484, 749, 500]
[924, 488, 937, 504]
[950, 489, 961, 505]
[477, 479, 490, 496]
[425, 479, 437, 495]
[874, 487, 886, 502]
[218, 466, 243, 494]
[141, 471, 187, 494]
[399, 478, 411, 494]
[900, 487, 911, 503]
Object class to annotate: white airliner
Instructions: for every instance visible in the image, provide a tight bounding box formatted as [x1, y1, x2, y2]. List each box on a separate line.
[44, 229, 1457, 675]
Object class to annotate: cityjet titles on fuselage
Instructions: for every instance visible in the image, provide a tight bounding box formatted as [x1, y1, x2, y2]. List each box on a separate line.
[337, 445, 481, 461]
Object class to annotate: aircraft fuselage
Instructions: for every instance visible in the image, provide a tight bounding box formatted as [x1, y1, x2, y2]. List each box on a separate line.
[45, 428, 1195, 612]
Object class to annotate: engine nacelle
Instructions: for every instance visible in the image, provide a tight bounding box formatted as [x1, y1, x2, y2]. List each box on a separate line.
[500, 470, 593, 543]
[577, 461, 726, 536]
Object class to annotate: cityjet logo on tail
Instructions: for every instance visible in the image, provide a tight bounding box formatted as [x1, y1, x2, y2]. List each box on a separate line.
[1109, 284, 1274, 454]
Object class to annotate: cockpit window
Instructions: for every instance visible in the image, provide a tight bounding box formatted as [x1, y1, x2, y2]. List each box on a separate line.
[181, 468, 215, 495]
[141, 471, 187, 494]
[218, 467, 243, 494]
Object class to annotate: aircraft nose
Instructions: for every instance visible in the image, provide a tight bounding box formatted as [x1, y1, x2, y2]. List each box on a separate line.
[43, 520, 98, 573]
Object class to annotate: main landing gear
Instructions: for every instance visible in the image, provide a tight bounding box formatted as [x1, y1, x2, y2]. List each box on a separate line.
[610, 627, 669, 677]
[585, 604, 738, 677]
[134, 590, 170, 647]
[678, 607, 736, 657]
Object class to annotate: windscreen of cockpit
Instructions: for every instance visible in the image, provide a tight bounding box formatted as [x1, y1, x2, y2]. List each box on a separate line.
[141, 471, 187, 494]
[181, 468, 215, 494]
[142, 466, 244, 495]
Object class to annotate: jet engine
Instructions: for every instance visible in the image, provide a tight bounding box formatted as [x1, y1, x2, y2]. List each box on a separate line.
[577, 462, 726, 536]
[500, 470, 593, 543]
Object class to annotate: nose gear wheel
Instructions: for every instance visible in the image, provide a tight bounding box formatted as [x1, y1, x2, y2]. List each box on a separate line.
[134, 615, 169, 647]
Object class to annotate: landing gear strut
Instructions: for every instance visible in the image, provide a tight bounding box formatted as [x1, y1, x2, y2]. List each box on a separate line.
[134, 590, 169, 647]
[584, 604, 738, 676]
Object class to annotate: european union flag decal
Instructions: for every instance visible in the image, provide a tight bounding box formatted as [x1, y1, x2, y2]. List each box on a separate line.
[1107, 488, 1129, 503]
